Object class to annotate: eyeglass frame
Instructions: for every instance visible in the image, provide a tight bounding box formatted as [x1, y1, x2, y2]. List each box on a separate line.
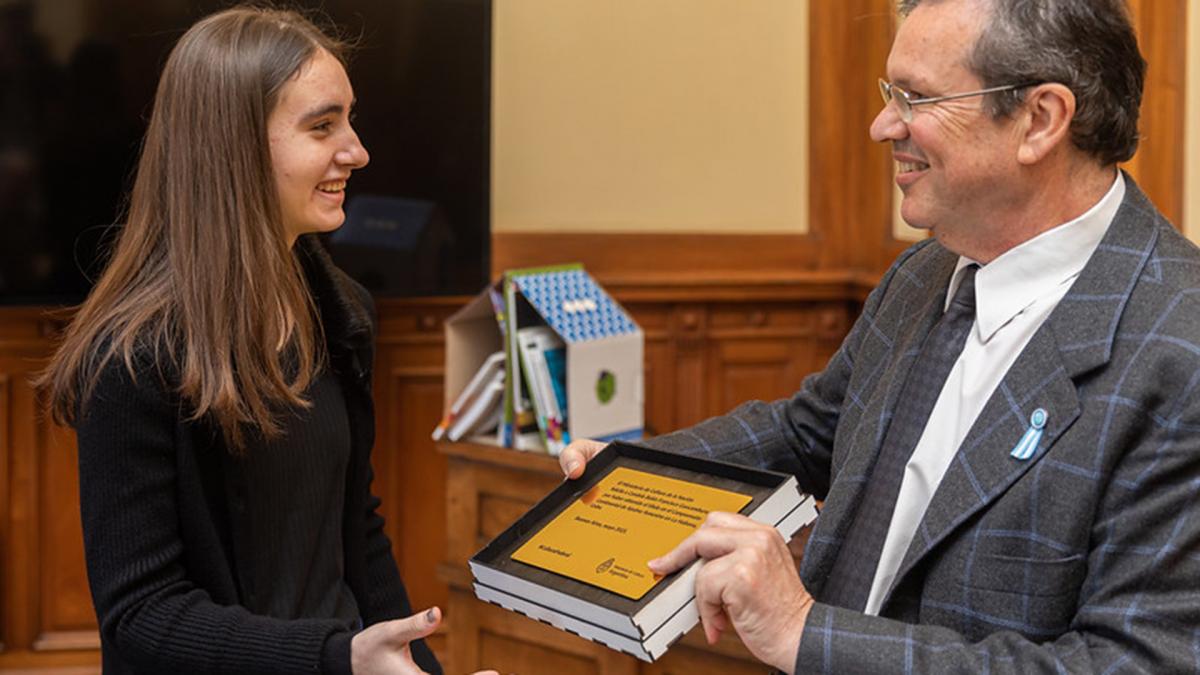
[878, 78, 1041, 123]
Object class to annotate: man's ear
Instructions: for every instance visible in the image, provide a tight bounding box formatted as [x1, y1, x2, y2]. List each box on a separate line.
[1016, 83, 1075, 165]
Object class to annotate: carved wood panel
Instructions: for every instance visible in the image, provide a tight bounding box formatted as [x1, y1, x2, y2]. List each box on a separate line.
[626, 303, 674, 437]
[643, 641, 769, 675]
[372, 298, 460, 663]
[382, 366, 446, 611]
[1125, 0, 1187, 225]
[709, 337, 816, 413]
[3, 357, 36, 658]
[0, 372, 8, 655]
[35, 421, 95, 653]
[705, 303, 846, 415]
[0, 331, 102, 671]
[668, 305, 708, 429]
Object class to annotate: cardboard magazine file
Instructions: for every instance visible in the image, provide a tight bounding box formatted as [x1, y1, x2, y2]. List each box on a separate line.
[506, 265, 643, 450]
[438, 283, 507, 446]
[468, 442, 819, 662]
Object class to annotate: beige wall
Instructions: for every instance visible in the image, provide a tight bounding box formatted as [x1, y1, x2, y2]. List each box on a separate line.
[492, 0, 809, 234]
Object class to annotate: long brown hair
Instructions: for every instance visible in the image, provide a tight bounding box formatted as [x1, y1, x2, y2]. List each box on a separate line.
[38, 6, 349, 451]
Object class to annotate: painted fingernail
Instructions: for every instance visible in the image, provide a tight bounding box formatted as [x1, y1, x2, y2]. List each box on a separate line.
[425, 607, 438, 623]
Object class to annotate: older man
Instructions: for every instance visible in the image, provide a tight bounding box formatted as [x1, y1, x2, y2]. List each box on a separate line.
[562, 0, 1200, 672]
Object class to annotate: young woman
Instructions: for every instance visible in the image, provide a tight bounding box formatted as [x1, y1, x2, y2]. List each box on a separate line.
[38, 7, 466, 674]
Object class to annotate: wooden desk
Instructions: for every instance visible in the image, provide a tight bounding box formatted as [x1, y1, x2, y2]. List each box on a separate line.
[437, 440, 809, 675]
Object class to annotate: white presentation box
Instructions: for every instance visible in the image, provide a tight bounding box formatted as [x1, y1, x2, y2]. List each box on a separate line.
[469, 441, 818, 661]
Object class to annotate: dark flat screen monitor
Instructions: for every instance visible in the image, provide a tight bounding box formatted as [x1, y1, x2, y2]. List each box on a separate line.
[0, 0, 490, 305]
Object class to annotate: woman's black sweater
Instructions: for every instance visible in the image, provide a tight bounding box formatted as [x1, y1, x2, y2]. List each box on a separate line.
[74, 236, 440, 674]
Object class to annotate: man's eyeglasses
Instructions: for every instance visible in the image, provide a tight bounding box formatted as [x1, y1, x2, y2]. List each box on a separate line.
[878, 79, 1039, 123]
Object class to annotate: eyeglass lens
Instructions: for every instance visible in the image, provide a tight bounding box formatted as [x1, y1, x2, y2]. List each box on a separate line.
[878, 79, 913, 122]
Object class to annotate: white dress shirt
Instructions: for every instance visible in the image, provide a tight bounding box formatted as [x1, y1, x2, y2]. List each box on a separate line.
[863, 173, 1126, 615]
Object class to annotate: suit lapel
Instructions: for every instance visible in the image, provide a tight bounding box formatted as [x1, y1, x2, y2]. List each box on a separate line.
[882, 327, 1080, 604]
[879, 174, 1161, 608]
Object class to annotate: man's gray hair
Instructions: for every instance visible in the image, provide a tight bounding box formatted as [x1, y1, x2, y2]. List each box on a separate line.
[899, 0, 1145, 165]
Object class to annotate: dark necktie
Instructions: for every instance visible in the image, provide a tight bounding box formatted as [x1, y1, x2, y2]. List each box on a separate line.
[822, 264, 979, 611]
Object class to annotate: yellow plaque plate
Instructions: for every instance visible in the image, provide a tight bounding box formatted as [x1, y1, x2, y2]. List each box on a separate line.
[511, 467, 752, 600]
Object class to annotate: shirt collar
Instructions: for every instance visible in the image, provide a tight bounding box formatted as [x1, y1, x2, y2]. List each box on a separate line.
[945, 172, 1125, 342]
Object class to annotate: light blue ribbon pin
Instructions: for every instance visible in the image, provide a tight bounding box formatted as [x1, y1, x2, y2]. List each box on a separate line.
[1010, 408, 1047, 460]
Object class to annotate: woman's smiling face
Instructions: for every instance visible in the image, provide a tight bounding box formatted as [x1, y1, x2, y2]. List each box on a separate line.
[268, 47, 369, 245]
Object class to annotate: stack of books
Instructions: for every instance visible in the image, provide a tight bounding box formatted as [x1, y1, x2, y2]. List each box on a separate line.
[431, 351, 505, 443]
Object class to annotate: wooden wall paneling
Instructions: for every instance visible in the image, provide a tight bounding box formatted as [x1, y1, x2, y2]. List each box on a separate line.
[704, 304, 840, 416]
[367, 340, 400, 559]
[726, 345, 839, 414]
[372, 297, 463, 662]
[708, 338, 808, 417]
[473, 469, 544, 529]
[440, 451, 474, 674]
[5, 353, 38, 661]
[442, 453, 478, 569]
[808, 0, 900, 275]
[1125, 0, 1186, 225]
[473, 597, 637, 675]
[472, 469, 558, 550]
[0, 371, 8, 655]
[445, 589, 479, 675]
[34, 420, 96, 653]
[479, 629, 600, 675]
[627, 304, 675, 437]
[0, 312, 100, 670]
[644, 641, 768, 675]
[380, 363, 443, 597]
[383, 363, 447, 658]
[492, 233, 826, 289]
[668, 305, 709, 429]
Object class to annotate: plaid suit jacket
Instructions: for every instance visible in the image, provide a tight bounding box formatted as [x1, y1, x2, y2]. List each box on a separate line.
[645, 176, 1200, 673]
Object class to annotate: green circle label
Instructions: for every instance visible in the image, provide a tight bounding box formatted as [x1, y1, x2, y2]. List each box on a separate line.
[595, 370, 616, 404]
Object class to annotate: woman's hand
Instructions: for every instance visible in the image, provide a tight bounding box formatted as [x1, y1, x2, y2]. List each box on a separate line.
[350, 606, 497, 675]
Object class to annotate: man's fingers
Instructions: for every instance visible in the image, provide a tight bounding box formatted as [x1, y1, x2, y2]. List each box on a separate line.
[647, 525, 746, 574]
[695, 556, 727, 644]
[700, 598, 726, 644]
[695, 555, 735, 644]
[648, 514, 788, 574]
[700, 511, 762, 530]
[646, 532, 703, 575]
[699, 599, 730, 644]
[559, 439, 606, 478]
[382, 607, 442, 644]
[655, 516, 811, 673]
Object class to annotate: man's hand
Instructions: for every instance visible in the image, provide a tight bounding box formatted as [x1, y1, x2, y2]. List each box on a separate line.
[350, 607, 498, 675]
[558, 439, 606, 479]
[647, 512, 813, 674]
